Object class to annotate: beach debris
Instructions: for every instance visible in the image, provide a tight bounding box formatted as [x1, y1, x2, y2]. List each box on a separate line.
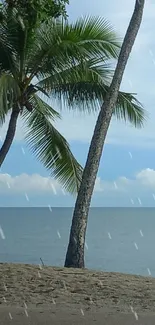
[40, 257, 44, 267]
[85, 242, 88, 250]
[51, 183, 57, 195]
[3, 297, 7, 302]
[128, 151, 133, 159]
[0, 226, 5, 239]
[134, 312, 138, 320]
[134, 242, 138, 250]
[137, 197, 142, 205]
[52, 298, 56, 304]
[7, 181, 10, 189]
[147, 268, 151, 276]
[38, 271, 41, 278]
[63, 281, 67, 290]
[25, 309, 29, 317]
[25, 193, 29, 201]
[4, 284, 7, 291]
[21, 147, 25, 155]
[24, 302, 28, 309]
[139, 229, 143, 237]
[57, 230, 61, 239]
[130, 306, 138, 321]
[90, 297, 93, 304]
[114, 182, 118, 189]
[130, 198, 134, 205]
[99, 280, 103, 286]
[108, 232, 112, 239]
[48, 205, 52, 212]
[39, 264, 42, 270]
[9, 312, 13, 320]
[80, 309, 84, 316]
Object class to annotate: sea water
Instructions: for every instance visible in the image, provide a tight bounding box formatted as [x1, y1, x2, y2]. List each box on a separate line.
[0, 207, 155, 277]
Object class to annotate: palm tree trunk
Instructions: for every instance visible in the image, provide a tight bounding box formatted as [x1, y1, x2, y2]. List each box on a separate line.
[64, 0, 145, 268]
[0, 108, 19, 166]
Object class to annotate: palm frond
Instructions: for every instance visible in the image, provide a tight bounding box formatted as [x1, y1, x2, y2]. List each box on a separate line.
[23, 94, 83, 194]
[37, 57, 113, 88]
[27, 16, 120, 76]
[0, 25, 10, 71]
[26, 94, 61, 120]
[114, 91, 147, 128]
[0, 73, 20, 124]
[37, 60, 146, 127]
[70, 16, 121, 58]
[0, 8, 36, 78]
[0, 20, 17, 74]
[36, 58, 113, 112]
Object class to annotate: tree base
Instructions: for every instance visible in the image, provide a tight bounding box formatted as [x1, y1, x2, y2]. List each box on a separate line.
[64, 252, 85, 269]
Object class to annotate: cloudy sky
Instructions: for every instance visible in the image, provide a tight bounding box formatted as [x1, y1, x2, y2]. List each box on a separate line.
[1, 0, 155, 207]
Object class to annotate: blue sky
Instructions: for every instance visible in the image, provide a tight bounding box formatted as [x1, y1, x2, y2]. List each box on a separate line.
[1, 0, 155, 207]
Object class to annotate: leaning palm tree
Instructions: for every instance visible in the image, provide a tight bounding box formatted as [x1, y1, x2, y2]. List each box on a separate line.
[65, 0, 146, 267]
[0, 9, 145, 194]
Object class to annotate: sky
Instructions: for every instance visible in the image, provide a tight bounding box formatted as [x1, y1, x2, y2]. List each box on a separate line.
[1, 0, 155, 207]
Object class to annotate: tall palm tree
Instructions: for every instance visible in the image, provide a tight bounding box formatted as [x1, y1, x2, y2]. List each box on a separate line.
[65, 0, 146, 267]
[0, 10, 145, 194]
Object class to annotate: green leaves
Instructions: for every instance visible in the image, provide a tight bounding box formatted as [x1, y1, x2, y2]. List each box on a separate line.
[0, 0, 69, 29]
[37, 58, 113, 111]
[23, 95, 83, 194]
[0, 20, 17, 74]
[0, 10, 146, 194]
[114, 91, 146, 128]
[0, 73, 20, 124]
[37, 59, 146, 128]
[27, 16, 120, 77]
[68, 16, 121, 59]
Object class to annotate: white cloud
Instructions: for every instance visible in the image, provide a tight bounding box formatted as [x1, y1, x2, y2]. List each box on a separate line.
[109, 168, 155, 192]
[0, 172, 103, 195]
[100, 168, 155, 193]
[1, 168, 155, 206]
[94, 168, 155, 194]
[0, 173, 60, 194]
[136, 168, 155, 187]
[1, 168, 155, 196]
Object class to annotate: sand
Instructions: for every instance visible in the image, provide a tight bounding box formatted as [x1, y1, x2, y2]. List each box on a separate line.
[0, 263, 155, 324]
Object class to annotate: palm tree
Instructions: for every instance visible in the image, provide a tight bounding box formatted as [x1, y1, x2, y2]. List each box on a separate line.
[65, 0, 145, 267]
[0, 9, 145, 194]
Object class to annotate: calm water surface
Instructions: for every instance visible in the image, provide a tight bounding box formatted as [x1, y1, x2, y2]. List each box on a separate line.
[0, 208, 155, 277]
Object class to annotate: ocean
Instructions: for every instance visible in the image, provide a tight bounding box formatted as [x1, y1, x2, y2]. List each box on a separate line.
[0, 207, 155, 277]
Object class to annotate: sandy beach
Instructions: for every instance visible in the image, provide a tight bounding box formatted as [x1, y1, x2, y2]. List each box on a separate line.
[0, 263, 155, 324]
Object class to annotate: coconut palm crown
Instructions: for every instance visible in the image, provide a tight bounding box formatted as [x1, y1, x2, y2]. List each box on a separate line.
[0, 10, 146, 193]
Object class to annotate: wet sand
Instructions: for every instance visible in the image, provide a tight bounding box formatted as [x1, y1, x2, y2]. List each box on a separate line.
[0, 263, 155, 324]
